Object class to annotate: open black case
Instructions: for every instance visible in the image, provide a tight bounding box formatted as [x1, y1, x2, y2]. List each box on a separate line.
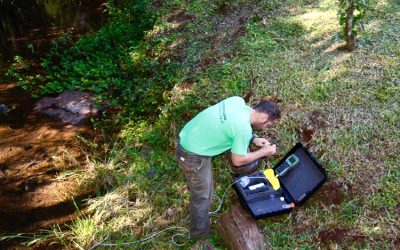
[233, 143, 327, 219]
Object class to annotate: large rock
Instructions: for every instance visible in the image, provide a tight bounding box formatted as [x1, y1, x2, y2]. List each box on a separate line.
[34, 91, 100, 124]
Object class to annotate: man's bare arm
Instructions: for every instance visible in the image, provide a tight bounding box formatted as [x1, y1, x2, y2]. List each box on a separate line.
[231, 144, 276, 166]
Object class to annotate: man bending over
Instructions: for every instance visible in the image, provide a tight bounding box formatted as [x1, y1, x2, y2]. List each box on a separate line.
[176, 96, 280, 239]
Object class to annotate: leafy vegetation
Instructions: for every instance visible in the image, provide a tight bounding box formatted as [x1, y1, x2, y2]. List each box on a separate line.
[338, 0, 370, 50]
[6, 0, 177, 118]
[2, 0, 399, 249]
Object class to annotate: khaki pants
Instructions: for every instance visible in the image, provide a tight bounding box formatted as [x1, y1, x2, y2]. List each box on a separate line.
[176, 145, 260, 238]
[176, 144, 212, 239]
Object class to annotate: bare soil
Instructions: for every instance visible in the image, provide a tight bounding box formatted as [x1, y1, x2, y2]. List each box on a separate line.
[0, 81, 94, 247]
[317, 227, 367, 244]
[314, 181, 350, 206]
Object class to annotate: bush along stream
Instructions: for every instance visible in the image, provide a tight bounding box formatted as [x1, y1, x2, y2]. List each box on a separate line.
[6, 0, 177, 120]
[0, 0, 174, 248]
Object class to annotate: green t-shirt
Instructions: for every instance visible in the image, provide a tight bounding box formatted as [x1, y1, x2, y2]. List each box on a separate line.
[179, 96, 252, 156]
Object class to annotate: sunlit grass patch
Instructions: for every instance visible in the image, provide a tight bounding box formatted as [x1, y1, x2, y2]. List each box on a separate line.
[296, 9, 338, 42]
[269, 18, 306, 38]
[67, 215, 98, 249]
[318, 0, 339, 9]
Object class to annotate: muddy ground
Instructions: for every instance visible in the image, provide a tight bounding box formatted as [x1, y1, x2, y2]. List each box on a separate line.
[0, 81, 94, 248]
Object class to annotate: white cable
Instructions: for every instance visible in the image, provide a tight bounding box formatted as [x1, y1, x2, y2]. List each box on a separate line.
[89, 176, 266, 248]
[209, 176, 266, 215]
[88, 226, 189, 249]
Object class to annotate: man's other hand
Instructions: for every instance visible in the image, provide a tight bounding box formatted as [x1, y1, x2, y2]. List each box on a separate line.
[231, 142, 277, 166]
[261, 143, 276, 157]
[253, 137, 271, 147]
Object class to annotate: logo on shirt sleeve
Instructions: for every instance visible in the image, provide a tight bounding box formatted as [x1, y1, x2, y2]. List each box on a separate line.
[218, 101, 227, 123]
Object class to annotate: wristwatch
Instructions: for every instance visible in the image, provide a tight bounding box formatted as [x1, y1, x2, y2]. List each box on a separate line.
[250, 134, 258, 144]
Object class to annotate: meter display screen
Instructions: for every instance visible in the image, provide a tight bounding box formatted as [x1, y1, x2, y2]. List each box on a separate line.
[287, 155, 298, 165]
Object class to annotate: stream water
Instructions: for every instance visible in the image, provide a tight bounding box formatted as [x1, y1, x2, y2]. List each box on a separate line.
[0, 0, 106, 67]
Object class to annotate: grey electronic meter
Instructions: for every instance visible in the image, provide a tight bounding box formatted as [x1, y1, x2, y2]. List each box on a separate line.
[275, 154, 300, 177]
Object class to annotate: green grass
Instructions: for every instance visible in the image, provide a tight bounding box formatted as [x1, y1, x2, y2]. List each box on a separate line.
[1, 0, 399, 249]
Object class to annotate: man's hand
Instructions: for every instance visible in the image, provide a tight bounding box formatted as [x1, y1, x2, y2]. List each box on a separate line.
[253, 137, 271, 147]
[260, 143, 277, 157]
[231, 142, 277, 166]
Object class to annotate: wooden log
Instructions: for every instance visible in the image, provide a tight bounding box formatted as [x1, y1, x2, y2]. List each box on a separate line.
[216, 203, 267, 250]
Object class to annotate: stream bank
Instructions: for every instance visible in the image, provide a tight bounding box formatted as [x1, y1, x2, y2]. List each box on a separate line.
[0, 2, 106, 246]
[0, 80, 97, 248]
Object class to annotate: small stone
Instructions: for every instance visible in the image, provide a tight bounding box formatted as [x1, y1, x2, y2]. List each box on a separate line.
[165, 207, 177, 218]
[147, 170, 156, 178]
[0, 104, 10, 114]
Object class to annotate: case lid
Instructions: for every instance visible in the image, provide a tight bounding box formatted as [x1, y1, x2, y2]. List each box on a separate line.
[274, 143, 327, 204]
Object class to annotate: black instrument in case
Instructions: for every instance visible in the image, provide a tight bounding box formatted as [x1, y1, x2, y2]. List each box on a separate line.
[233, 143, 327, 219]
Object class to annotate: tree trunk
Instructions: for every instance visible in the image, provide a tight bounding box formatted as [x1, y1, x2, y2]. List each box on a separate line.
[216, 203, 267, 250]
[345, 1, 357, 51]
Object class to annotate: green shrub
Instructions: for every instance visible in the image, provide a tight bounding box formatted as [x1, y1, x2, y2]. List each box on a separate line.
[7, 0, 178, 118]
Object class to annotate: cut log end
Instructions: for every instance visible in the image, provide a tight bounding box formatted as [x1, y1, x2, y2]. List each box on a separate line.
[217, 203, 268, 250]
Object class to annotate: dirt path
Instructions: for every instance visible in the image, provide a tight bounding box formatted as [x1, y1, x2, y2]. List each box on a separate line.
[0, 81, 93, 244]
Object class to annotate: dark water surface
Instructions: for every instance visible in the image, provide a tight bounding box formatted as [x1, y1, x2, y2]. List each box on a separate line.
[0, 0, 106, 68]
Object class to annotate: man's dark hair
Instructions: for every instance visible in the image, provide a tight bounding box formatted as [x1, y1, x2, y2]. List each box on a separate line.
[252, 100, 281, 120]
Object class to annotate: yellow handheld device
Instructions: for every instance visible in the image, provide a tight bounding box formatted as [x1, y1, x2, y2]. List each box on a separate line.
[264, 154, 300, 190]
[263, 168, 280, 190]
